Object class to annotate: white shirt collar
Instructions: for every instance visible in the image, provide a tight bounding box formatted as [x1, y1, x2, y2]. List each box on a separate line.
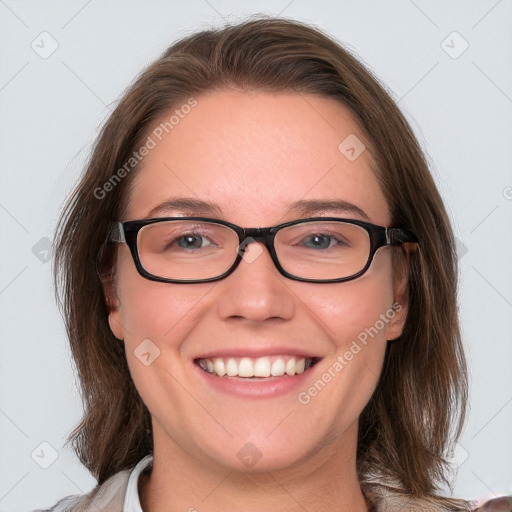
[123, 455, 153, 512]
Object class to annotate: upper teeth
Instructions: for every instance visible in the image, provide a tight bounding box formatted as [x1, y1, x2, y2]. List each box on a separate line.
[197, 356, 312, 378]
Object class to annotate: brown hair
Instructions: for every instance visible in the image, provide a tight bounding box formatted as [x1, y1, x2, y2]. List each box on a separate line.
[54, 15, 471, 510]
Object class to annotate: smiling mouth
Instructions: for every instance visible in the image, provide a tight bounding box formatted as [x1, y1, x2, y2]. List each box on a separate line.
[194, 355, 320, 378]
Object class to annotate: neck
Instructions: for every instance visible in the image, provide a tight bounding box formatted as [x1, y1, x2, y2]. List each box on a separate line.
[140, 422, 371, 512]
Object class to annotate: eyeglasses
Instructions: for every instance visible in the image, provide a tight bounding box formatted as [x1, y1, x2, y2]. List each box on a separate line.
[106, 216, 419, 284]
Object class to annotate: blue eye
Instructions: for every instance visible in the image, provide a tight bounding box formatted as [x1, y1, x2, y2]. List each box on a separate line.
[301, 233, 344, 249]
[162, 232, 218, 252]
[176, 234, 210, 249]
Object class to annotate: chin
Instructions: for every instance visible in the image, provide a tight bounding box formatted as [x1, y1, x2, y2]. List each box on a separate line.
[197, 433, 326, 475]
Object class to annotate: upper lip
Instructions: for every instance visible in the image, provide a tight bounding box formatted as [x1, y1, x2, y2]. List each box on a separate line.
[193, 346, 323, 360]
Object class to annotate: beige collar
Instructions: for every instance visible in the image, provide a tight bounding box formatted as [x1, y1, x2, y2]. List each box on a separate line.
[45, 466, 497, 512]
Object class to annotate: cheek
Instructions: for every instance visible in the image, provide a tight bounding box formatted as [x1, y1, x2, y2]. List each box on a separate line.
[114, 269, 215, 402]
[121, 285, 193, 338]
[115, 251, 215, 341]
[303, 250, 396, 348]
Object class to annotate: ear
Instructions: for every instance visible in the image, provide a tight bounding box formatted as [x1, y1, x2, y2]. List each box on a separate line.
[102, 277, 125, 341]
[386, 245, 413, 341]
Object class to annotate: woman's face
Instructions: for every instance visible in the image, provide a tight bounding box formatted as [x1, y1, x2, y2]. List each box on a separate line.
[108, 91, 408, 473]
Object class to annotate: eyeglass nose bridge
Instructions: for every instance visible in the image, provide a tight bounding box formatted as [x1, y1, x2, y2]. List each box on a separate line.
[236, 227, 276, 257]
[228, 226, 295, 281]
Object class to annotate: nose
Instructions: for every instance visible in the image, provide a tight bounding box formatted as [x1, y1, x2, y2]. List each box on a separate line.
[216, 241, 296, 323]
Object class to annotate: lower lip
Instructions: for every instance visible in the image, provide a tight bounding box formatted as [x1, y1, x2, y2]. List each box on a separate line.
[193, 362, 317, 398]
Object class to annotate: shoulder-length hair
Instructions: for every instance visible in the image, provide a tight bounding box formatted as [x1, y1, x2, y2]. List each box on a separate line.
[54, 15, 471, 510]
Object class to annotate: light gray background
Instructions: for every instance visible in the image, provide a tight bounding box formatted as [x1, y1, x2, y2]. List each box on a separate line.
[1, 1, 511, 510]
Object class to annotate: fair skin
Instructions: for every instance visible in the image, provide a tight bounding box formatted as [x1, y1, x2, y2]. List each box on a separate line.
[108, 90, 409, 512]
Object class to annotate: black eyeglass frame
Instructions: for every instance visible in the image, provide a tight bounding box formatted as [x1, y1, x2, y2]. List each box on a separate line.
[106, 216, 419, 284]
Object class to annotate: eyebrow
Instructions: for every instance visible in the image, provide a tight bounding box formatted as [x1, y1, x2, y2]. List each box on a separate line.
[284, 199, 369, 220]
[145, 197, 369, 220]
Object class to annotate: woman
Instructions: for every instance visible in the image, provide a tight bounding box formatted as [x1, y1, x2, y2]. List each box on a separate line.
[39, 16, 510, 512]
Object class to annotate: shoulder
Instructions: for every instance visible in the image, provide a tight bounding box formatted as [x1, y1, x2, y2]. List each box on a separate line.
[362, 479, 512, 512]
[473, 495, 512, 511]
[31, 468, 131, 512]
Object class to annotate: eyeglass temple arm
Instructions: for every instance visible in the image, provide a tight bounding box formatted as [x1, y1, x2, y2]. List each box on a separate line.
[107, 222, 126, 244]
[385, 227, 419, 246]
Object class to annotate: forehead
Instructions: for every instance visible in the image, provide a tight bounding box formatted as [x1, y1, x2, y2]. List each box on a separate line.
[126, 90, 390, 225]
